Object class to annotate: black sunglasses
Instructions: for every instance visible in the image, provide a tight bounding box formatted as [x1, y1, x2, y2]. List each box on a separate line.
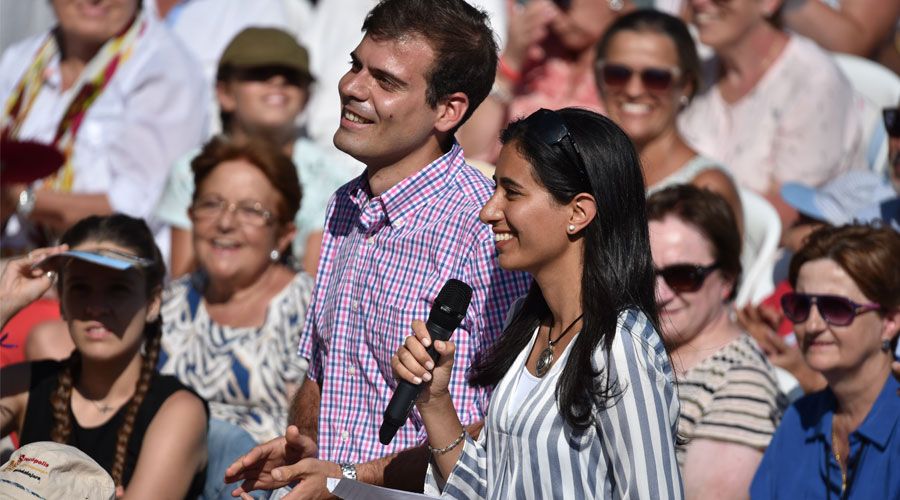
[884, 107, 900, 138]
[232, 65, 309, 88]
[655, 262, 719, 293]
[597, 62, 682, 93]
[781, 293, 881, 327]
[526, 108, 590, 185]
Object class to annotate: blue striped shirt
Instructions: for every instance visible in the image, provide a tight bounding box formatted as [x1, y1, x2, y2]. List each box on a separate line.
[425, 309, 684, 499]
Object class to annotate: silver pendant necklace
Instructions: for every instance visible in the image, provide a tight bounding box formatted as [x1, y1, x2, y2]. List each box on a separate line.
[535, 314, 583, 378]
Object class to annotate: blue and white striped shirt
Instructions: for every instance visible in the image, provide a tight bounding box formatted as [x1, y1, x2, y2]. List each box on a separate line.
[425, 309, 684, 499]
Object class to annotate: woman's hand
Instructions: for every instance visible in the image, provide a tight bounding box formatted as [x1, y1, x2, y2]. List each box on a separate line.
[0, 245, 68, 328]
[390, 320, 457, 410]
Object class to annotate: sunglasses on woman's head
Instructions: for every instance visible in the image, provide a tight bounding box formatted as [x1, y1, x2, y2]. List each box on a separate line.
[655, 262, 719, 293]
[597, 63, 682, 93]
[781, 292, 881, 327]
[526, 108, 590, 185]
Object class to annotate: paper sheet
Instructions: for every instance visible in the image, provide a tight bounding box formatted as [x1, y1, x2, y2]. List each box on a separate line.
[326, 477, 438, 499]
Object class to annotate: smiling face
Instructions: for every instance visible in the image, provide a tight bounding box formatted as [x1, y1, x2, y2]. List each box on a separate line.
[60, 241, 157, 362]
[52, 0, 139, 46]
[599, 30, 688, 147]
[478, 144, 573, 275]
[649, 215, 733, 347]
[793, 258, 896, 377]
[689, 0, 772, 50]
[218, 71, 308, 137]
[190, 159, 293, 285]
[333, 34, 444, 171]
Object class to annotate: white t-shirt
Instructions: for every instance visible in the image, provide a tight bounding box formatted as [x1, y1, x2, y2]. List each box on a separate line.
[0, 17, 209, 256]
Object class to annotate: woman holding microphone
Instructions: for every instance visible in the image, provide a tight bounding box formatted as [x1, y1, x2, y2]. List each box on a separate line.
[392, 107, 682, 499]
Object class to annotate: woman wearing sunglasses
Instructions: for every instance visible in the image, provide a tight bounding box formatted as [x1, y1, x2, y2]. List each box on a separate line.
[595, 10, 743, 232]
[751, 224, 900, 499]
[647, 185, 784, 499]
[392, 108, 683, 498]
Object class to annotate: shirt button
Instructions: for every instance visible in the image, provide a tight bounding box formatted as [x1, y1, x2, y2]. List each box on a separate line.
[366, 237, 375, 246]
[348, 366, 356, 376]
[341, 431, 350, 442]
[351, 300, 360, 311]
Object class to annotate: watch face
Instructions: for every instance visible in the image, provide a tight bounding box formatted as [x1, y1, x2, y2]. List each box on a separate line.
[340, 463, 357, 480]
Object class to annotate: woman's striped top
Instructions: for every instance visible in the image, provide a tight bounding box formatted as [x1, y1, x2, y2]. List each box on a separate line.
[674, 334, 786, 465]
[424, 309, 684, 499]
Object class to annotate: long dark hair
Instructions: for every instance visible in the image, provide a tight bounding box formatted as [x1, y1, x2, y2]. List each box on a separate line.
[469, 108, 659, 430]
[50, 214, 166, 487]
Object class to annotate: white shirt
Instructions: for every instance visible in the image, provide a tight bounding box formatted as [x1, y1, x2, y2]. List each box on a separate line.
[0, 17, 209, 254]
[678, 35, 866, 194]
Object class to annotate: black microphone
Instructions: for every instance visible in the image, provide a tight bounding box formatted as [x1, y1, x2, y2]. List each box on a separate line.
[379, 279, 473, 445]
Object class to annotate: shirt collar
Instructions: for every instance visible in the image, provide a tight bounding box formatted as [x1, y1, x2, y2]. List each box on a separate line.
[854, 374, 900, 448]
[807, 374, 900, 449]
[347, 142, 465, 229]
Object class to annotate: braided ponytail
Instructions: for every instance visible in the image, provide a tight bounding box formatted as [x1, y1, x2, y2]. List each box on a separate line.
[49, 352, 81, 444]
[109, 317, 162, 486]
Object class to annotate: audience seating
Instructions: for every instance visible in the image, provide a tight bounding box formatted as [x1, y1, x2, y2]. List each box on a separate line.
[735, 188, 780, 309]
[832, 53, 900, 176]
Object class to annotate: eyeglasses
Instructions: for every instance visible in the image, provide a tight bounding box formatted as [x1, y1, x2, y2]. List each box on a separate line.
[883, 107, 900, 138]
[781, 293, 881, 327]
[655, 262, 719, 293]
[526, 108, 590, 185]
[596, 62, 682, 93]
[232, 65, 309, 88]
[190, 196, 274, 227]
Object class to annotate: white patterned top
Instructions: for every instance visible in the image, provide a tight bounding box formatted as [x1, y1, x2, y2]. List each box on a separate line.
[159, 271, 313, 443]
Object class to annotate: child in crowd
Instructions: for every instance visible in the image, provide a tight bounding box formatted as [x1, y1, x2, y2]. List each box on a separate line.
[154, 27, 359, 277]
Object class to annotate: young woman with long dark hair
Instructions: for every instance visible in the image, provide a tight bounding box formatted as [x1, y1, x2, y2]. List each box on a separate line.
[0, 214, 208, 498]
[392, 107, 683, 498]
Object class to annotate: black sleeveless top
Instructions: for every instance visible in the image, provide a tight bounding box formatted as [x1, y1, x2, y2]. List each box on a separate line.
[20, 360, 208, 499]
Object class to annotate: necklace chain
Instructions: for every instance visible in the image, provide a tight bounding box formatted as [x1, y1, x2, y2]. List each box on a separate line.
[547, 314, 584, 346]
[832, 426, 847, 494]
[535, 314, 583, 378]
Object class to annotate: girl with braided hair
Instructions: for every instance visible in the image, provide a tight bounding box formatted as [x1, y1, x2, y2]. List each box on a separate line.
[0, 214, 208, 498]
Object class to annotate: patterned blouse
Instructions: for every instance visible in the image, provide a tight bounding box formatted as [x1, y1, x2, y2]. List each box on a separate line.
[158, 272, 313, 443]
[424, 309, 684, 499]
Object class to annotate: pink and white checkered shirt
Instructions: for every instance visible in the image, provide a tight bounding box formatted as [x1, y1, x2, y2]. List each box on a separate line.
[297, 143, 530, 463]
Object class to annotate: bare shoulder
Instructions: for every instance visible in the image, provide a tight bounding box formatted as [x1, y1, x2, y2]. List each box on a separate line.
[692, 169, 737, 195]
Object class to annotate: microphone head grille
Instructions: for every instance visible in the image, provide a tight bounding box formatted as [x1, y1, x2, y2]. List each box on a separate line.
[434, 279, 473, 315]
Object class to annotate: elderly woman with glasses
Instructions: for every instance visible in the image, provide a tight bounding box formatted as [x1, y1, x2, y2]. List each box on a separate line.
[751, 224, 900, 499]
[595, 10, 742, 231]
[647, 185, 785, 499]
[157, 136, 312, 447]
[392, 108, 683, 498]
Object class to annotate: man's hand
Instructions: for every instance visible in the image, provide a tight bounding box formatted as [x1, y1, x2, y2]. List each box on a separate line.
[225, 425, 317, 496]
[269, 458, 342, 500]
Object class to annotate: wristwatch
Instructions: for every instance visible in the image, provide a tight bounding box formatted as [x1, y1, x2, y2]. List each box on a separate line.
[16, 187, 36, 218]
[339, 462, 357, 481]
